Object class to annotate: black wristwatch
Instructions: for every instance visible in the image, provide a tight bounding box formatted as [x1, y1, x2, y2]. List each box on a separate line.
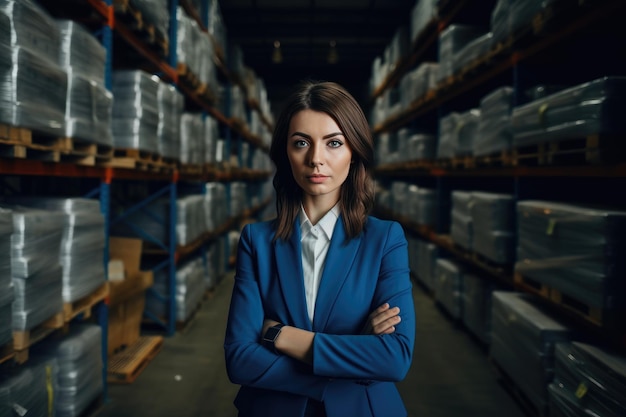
[263, 323, 285, 353]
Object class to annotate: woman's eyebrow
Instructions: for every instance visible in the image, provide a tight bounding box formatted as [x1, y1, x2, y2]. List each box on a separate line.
[290, 132, 344, 139]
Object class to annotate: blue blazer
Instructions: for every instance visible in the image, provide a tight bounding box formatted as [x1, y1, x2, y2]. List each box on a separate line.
[224, 216, 415, 417]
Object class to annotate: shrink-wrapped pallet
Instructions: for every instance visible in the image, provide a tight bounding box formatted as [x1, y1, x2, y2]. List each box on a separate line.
[434, 258, 464, 319]
[0, 208, 12, 346]
[490, 0, 510, 45]
[439, 110, 481, 157]
[400, 62, 439, 110]
[549, 342, 626, 417]
[462, 273, 495, 345]
[512, 77, 626, 148]
[157, 82, 183, 160]
[450, 190, 473, 250]
[515, 201, 626, 310]
[470, 192, 516, 264]
[475, 86, 514, 156]
[415, 187, 437, 227]
[490, 291, 572, 415]
[205, 182, 227, 233]
[149, 257, 205, 322]
[112, 70, 160, 153]
[130, 0, 169, 43]
[437, 112, 460, 159]
[203, 116, 218, 165]
[452, 32, 493, 74]
[57, 20, 105, 84]
[416, 239, 438, 291]
[230, 182, 248, 218]
[437, 25, 484, 83]
[410, 0, 437, 42]
[0, 364, 50, 417]
[31, 324, 103, 417]
[407, 133, 436, 161]
[3, 198, 106, 303]
[180, 112, 204, 165]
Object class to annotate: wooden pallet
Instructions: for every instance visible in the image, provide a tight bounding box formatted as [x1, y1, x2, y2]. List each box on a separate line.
[177, 63, 202, 92]
[474, 150, 514, 167]
[13, 311, 65, 364]
[108, 335, 163, 384]
[63, 282, 110, 323]
[512, 135, 626, 166]
[513, 273, 550, 299]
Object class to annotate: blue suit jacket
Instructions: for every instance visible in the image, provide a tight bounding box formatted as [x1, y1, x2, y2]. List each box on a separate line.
[224, 216, 415, 417]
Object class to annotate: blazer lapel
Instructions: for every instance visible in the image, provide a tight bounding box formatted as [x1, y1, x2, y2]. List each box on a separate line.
[273, 220, 312, 330]
[313, 217, 362, 331]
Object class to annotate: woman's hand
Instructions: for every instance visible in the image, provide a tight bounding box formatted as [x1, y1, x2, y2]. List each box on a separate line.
[362, 303, 401, 335]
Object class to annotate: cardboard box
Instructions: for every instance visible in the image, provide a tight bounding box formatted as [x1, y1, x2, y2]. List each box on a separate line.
[109, 237, 143, 278]
[108, 292, 147, 355]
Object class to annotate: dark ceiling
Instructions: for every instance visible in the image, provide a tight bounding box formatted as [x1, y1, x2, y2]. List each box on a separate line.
[218, 0, 415, 110]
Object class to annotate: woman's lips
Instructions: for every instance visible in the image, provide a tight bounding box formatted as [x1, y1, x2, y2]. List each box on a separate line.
[307, 175, 328, 183]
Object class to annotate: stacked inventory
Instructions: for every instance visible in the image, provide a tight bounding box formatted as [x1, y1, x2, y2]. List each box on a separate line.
[174, 6, 216, 91]
[0, 209, 12, 347]
[549, 342, 626, 417]
[157, 82, 184, 160]
[10, 208, 64, 332]
[475, 87, 514, 156]
[515, 201, 626, 312]
[397, 129, 436, 162]
[112, 70, 161, 154]
[0, 362, 50, 417]
[452, 32, 492, 74]
[437, 25, 484, 84]
[0, 0, 67, 137]
[203, 116, 218, 165]
[434, 258, 464, 319]
[180, 113, 204, 165]
[416, 239, 438, 291]
[438, 109, 481, 158]
[57, 20, 112, 146]
[470, 192, 515, 264]
[462, 274, 496, 345]
[450, 191, 473, 250]
[490, 292, 572, 415]
[204, 182, 228, 233]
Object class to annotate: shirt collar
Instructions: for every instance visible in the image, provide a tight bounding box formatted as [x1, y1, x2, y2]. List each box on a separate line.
[299, 203, 340, 241]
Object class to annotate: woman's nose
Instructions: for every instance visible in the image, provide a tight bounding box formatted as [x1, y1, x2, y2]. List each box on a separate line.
[308, 144, 324, 167]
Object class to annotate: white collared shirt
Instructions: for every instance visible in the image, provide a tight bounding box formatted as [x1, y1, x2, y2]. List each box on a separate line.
[299, 203, 340, 323]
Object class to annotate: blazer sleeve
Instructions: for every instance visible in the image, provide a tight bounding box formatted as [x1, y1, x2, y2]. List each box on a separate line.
[312, 221, 415, 382]
[224, 224, 329, 401]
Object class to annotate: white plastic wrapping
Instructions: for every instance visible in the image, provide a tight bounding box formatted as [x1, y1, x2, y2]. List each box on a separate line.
[452, 32, 493, 74]
[437, 24, 484, 83]
[204, 182, 228, 233]
[450, 190, 473, 250]
[399, 62, 439, 110]
[410, 0, 437, 42]
[174, 7, 216, 88]
[515, 200, 626, 309]
[180, 112, 204, 165]
[230, 182, 248, 218]
[157, 82, 183, 160]
[475, 86, 514, 156]
[490, 291, 572, 414]
[203, 116, 218, 165]
[434, 258, 464, 319]
[512, 77, 626, 147]
[437, 112, 460, 159]
[112, 70, 160, 153]
[0, 364, 50, 417]
[549, 342, 626, 417]
[470, 192, 516, 264]
[57, 20, 105, 84]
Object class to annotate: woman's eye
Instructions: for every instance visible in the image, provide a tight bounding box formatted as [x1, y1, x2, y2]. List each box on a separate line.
[328, 140, 343, 148]
[293, 140, 308, 148]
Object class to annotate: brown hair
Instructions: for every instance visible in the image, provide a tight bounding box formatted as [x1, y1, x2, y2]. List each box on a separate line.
[269, 80, 375, 241]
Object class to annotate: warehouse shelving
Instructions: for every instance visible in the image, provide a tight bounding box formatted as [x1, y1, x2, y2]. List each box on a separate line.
[371, 0, 626, 354]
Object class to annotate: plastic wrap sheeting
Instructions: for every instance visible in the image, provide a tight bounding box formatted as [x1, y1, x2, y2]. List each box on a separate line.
[515, 200, 626, 309]
[415, 187, 437, 227]
[490, 291, 572, 414]
[410, 0, 437, 42]
[490, 0, 510, 45]
[416, 239, 438, 291]
[456, 109, 481, 157]
[57, 20, 105, 84]
[33, 324, 103, 417]
[112, 70, 160, 153]
[0, 364, 49, 417]
[0, 207, 12, 289]
[0, 0, 60, 63]
[0, 44, 67, 137]
[437, 25, 484, 83]
[512, 77, 626, 147]
[453, 32, 493, 74]
[451, 191, 473, 250]
[203, 116, 218, 164]
[130, 0, 169, 41]
[157, 82, 183, 160]
[400, 62, 439, 110]
[407, 133, 436, 161]
[462, 274, 494, 345]
[180, 112, 204, 165]
[65, 70, 113, 145]
[476, 86, 514, 156]
[549, 342, 626, 417]
[438, 112, 460, 159]
[149, 258, 206, 322]
[174, 7, 215, 87]
[204, 182, 228, 233]
[471, 192, 516, 264]
[230, 182, 248, 218]
[434, 258, 464, 319]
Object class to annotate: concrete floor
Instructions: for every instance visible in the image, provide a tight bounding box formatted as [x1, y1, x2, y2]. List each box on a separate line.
[99, 276, 528, 417]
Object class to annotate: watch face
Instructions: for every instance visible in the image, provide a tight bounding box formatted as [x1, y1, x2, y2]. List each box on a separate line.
[264, 327, 281, 342]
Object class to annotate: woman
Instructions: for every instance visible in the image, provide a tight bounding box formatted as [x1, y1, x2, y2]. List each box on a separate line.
[224, 80, 415, 417]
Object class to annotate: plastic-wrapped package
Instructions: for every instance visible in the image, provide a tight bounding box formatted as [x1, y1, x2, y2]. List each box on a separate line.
[30, 324, 103, 417]
[0, 0, 60, 64]
[148, 257, 206, 321]
[490, 291, 572, 415]
[64, 70, 113, 145]
[205, 0, 227, 58]
[230, 182, 248, 218]
[175, 195, 207, 245]
[0, 208, 13, 344]
[410, 0, 437, 42]
[180, 112, 204, 165]
[417, 239, 438, 291]
[203, 116, 218, 165]
[196, 28, 216, 87]
[112, 70, 160, 153]
[230, 84, 246, 123]
[515, 201, 626, 309]
[490, 0, 510, 45]
[157, 82, 183, 160]
[549, 342, 626, 417]
[400, 62, 439, 109]
[475, 86, 514, 156]
[462, 274, 495, 345]
[513, 77, 626, 147]
[437, 112, 460, 159]
[3, 198, 105, 303]
[450, 190, 473, 250]
[175, 7, 196, 71]
[470, 192, 516, 264]
[57, 20, 105, 84]
[437, 25, 484, 83]
[415, 187, 437, 227]
[456, 109, 481, 157]
[453, 32, 493, 74]
[0, 364, 50, 417]
[0, 44, 67, 138]
[434, 258, 464, 319]
[407, 133, 436, 160]
[130, 0, 169, 42]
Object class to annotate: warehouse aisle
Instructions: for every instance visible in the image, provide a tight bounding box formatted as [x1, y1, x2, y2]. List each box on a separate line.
[99, 275, 527, 417]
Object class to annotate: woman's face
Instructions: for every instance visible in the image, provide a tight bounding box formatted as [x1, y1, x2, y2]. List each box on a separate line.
[286, 109, 353, 202]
